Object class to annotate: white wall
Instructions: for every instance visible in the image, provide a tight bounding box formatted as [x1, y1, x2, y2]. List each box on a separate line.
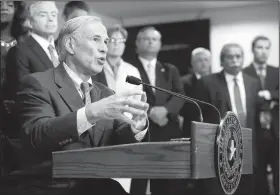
[120, 3, 279, 73]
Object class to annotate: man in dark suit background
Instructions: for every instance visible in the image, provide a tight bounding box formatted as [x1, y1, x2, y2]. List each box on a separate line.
[62, 1, 90, 22]
[243, 35, 279, 195]
[180, 47, 211, 137]
[4, 1, 59, 101]
[195, 43, 259, 195]
[6, 16, 149, 195]
[129, 26, 186, 195]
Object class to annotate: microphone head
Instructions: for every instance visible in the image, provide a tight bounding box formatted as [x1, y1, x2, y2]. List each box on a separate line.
[126, 75, 142, 85]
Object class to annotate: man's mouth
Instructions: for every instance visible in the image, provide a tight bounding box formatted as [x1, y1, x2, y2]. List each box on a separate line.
[97, 57, 106, 64]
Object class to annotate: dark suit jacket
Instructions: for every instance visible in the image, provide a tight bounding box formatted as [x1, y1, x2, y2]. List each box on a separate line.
[243, 64, 279, 138]
[195, 70, 259, 166]
[180, 73, 200, 137]
[4, 36, 55, 100]
[131, 58, 185, 141]
[14, 64, 140, 194]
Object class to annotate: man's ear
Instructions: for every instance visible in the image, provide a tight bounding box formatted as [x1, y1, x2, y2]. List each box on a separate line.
[65, 36, 75, 55]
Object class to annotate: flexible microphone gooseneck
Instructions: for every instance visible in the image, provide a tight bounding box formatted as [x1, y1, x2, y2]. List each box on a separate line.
[126, 75, 221, 123]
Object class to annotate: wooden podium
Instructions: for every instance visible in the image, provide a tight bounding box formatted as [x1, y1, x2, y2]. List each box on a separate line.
[52, 121, 253, 180]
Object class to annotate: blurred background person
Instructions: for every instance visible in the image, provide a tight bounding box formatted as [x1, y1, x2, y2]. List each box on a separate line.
[129, 26, 186, 195]
[244, 35, 279, 195]
[92, 24, 143, 193]
[62, 1, 90, 21]
[195, 43, 259, 195]
[0, 0, 28, 137]
[4, 1, 59, 105]
[180, 47, 211, 137]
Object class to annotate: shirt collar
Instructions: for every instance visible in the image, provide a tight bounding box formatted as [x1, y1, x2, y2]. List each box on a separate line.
[31, 32, 55, 49]
[194, 73, 202, 80]
[224, 71, 243, 83]
[138, 56, 157, 68]
[253, 62, 267, 72]
[63, 62, 92, 90]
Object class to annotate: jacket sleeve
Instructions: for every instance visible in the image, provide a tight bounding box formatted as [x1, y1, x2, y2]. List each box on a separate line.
[164, 64, 185, 115]
[5, 46, 31, 100]
[16, 74, 79, 152]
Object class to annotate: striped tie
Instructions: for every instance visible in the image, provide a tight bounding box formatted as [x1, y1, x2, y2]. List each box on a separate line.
[80, 82, 94, 146]
[48, 44, 59, 67]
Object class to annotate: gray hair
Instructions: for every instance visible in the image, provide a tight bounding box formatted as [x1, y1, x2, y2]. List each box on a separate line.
[191, 47, 211, 60]
[27, 1, 58, 19]
[57, 16, 102, 62]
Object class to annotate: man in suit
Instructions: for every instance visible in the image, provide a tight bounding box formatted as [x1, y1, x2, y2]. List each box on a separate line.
[243, 35, 279, 195]
[8, 16, 149, 195]
[129, 26, 186, 195]
[4, 1, 59, 101]
[62, 1, 90, 21]
[195, 43, 259, 195]
[180, 47, 211, 137]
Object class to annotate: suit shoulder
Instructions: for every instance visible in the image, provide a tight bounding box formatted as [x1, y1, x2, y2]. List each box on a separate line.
[180, 73, 192, 84]
[21, 69, 54, 84]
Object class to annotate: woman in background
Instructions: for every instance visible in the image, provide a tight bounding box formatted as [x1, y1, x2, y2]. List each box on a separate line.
[1, 0, 28, 138]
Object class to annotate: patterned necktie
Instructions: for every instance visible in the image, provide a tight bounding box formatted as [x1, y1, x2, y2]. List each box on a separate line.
[48, 44, 59, 67]
[80, 82, 94, 146]
[233, 77, 246, 127]
[80, 82, 92, 105]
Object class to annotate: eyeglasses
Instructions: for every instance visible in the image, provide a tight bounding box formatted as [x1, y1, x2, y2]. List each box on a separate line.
[109, 38, 126, 44]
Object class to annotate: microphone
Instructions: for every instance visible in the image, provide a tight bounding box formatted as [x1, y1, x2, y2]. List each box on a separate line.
[126, 75, 221, 123]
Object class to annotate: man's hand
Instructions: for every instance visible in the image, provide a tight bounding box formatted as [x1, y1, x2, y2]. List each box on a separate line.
[85, 90, 149, 127]
[258, 90, 271, 100]
[149, 106, 169, 127]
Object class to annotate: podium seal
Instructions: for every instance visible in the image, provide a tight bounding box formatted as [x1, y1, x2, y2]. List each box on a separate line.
[215, 111, 243, 195]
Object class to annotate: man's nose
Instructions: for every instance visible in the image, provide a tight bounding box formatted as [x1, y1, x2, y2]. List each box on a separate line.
[99, 44, 108, 54]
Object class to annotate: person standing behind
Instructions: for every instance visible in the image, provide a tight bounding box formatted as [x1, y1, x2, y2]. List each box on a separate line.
[62, 1, 90, 21]
[129, 26, 186, 195]
[180, 47, 211, 137]
[4, 1, 59, 102]
[0, 1, 29, 138]
[92, 24, 143, 193]
[195, 43, 259, 195]
[243, 35, 279, 195]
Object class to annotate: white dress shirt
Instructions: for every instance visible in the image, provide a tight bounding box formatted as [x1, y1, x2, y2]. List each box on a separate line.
[139, 57, 157, 89]
[63, 63, 147, 141]
[103, 59, 147, 141]
[224, 71, 247, 116]
[194, 73, 202, 80]
[31, 33, 59, 66]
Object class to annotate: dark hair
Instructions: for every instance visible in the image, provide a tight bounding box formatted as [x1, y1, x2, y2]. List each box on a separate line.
[251, 35, 271, 50]
[220, 43, 243, 63]
[10, 1, 28, 41]
[107, 24, 128, 39]
[63, 1, 89, 20]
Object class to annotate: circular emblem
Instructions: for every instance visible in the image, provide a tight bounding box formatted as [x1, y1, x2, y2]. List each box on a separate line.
[215, 111, 243, 195]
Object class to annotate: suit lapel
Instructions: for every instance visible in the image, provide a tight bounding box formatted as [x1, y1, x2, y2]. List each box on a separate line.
[217, 71, 232, 111]
[55, 64, 84, 112]
[90, 83, 105, 147]
[155, 61, 168, 102]
[134, 58, 156, 104]
[28, 36, 54, 70]
[243, 74, 253, 121]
